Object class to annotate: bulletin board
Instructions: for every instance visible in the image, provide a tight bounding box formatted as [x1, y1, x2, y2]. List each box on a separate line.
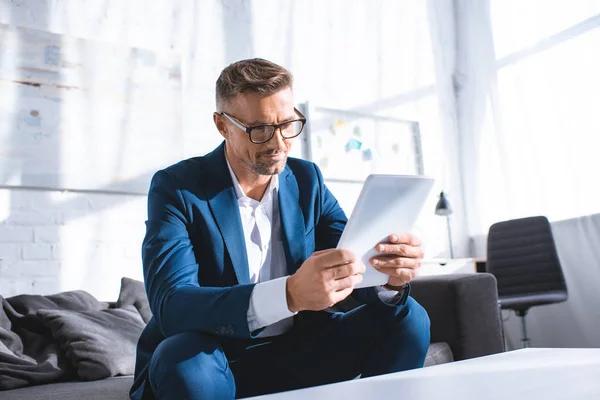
[288, 103, 424, 214]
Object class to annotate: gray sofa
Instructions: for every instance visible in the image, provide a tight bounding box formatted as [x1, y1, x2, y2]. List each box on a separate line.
[2, 273, 504, 400]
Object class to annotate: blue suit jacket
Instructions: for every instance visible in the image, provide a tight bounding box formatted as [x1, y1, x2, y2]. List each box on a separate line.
[130, 142, 400, 398]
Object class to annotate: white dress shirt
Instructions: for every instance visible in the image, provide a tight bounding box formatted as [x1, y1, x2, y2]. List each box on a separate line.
[225, 157, 402, 338]
[226, 159, 295, 337]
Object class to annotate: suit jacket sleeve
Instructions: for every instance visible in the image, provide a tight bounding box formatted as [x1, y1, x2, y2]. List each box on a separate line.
[142, 170, 257, 338]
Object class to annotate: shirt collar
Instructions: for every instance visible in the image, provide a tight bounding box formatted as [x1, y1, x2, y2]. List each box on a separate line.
[225, 152, 279, 203]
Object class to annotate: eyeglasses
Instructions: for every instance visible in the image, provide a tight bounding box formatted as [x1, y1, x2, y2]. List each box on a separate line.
[219, 107, 306, 144]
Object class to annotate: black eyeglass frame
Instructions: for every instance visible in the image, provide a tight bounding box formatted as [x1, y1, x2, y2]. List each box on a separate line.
[218, 107, 307, 144]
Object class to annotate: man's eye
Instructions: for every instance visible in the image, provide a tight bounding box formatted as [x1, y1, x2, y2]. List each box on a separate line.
[253, 126, 271, 134]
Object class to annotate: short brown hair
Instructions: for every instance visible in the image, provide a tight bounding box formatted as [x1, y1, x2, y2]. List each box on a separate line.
[215, 58, 293, 110]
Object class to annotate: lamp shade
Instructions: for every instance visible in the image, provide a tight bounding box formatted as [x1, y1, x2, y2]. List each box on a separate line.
[435, 191, 453, 216]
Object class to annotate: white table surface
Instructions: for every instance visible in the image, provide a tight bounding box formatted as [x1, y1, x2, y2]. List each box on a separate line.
[248, 348, 600, 400]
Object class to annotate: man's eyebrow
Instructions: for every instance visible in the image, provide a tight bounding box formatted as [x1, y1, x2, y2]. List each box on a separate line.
[247, 115, 297, 126]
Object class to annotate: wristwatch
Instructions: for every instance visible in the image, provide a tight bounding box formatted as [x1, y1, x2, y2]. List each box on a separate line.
[383, 282, 409, 291]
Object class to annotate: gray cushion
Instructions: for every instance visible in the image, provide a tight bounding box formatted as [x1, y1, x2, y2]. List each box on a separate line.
[0, 376, 133, 400]
[116, 278, 152, 323]
[424, 342, 454, 367]
[0, 291, 107, 391]
[36, 306, 145, 381]
[7, 290, 106, 315]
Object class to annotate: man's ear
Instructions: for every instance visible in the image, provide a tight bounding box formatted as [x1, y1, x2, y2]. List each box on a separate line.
[213, 112, 228, 139]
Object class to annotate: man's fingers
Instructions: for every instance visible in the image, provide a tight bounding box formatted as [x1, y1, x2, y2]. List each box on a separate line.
[330, 287, 354, 305]
[388, 233, 422, 246]
[327, 263, 354, 280]
[376, 233, 423, 257]
[315, 248, 356, 267]
[332, 273, 362, 291]
[327, 261, 366, 280]
[356, 262, 367, 274]
[371, 256, 421, 269]
[376, 243, 424, 258]
[374, 265, 418, 281]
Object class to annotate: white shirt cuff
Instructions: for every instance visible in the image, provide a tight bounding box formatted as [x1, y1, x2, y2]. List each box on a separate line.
[374, 285, 404, 305]
[247, 276, 297, 332]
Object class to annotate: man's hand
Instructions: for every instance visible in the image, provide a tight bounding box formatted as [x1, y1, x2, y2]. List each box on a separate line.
[370, 233, 424, 288]
[286, 249, 365, 313]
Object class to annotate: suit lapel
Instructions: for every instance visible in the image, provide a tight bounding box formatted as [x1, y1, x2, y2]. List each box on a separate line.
[205, 143, 250, 284]
[278, 167, 306, 275]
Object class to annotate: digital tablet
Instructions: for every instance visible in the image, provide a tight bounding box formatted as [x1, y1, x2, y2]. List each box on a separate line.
[336, 174, 434, 288]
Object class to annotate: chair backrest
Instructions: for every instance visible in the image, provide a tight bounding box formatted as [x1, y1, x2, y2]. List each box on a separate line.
[486, 216, 567, 299]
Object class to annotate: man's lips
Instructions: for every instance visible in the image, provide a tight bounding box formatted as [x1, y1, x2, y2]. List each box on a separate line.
[259, 152, 284, 158]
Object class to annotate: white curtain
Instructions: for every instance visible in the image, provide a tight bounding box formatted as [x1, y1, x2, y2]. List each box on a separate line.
[457, 0, 600, 236]
[456, 0, 600, 348]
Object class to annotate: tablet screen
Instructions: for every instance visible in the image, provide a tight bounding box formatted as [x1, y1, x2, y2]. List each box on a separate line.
[336, 174, 434, 288]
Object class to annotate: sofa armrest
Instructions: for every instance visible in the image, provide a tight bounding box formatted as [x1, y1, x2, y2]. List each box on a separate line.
[410, 273, 504, 361]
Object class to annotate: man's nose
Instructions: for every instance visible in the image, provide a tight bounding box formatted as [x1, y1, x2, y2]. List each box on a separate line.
[269, 126, 287, 147]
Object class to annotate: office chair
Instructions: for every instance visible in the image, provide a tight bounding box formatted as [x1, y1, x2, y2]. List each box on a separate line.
[486, 216, 568, 348]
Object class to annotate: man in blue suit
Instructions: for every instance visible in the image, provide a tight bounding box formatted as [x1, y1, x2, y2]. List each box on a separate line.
[130, 58, 430, 400]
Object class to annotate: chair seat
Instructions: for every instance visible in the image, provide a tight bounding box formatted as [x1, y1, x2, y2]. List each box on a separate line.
[499, 290, 568, 311]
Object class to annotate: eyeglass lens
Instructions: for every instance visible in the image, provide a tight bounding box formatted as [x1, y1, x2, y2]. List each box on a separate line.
[250, 120, 304, 143]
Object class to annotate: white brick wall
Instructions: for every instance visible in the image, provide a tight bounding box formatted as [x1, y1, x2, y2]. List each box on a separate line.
[34, 227, 61, 244]
[0, 244, 20, 261]
[21, 244, 53, 260]
[0, 226, 34, 243]
[0, 187, 146, 299]
[2, 211, 60, 226]
[2, 260, 61, 277]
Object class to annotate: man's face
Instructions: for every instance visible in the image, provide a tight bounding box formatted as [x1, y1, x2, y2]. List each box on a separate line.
[217, 88, 296, 177]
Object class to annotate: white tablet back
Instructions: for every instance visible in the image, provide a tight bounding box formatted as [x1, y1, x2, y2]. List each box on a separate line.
[336, 174, 434, 288]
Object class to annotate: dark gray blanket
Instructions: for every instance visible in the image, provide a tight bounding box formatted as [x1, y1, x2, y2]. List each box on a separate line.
[0, 290, 144, 391]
